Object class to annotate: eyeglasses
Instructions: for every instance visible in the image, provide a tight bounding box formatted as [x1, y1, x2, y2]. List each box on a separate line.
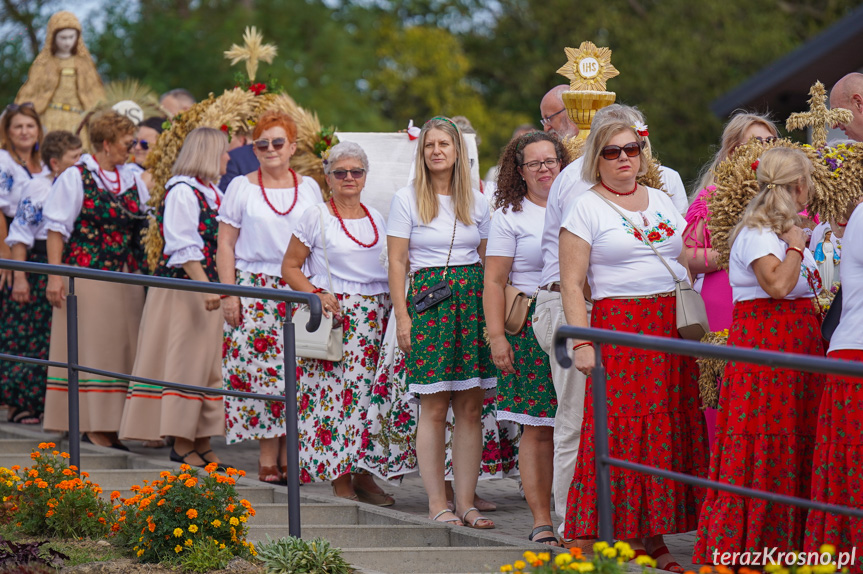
[124, 139, 137, 152]
[331, 168, 366, 180]
[755, 136, 779, 144]
[540, 108, 566, 127]
[5, 102, 35, 113]
[254, 137, 288, 151]
[521, 158, 560, 172]
[600, 141, 644, 160]
[132, 139, 149, 151]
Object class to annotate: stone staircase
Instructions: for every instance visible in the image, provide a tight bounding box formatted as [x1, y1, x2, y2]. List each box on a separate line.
[0, 426, 546, 574]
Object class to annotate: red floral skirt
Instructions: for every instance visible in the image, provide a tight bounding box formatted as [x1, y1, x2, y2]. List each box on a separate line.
[693, 298, 825, 562]
[564, 296, 708, 540]
[804, 348, 863, 569]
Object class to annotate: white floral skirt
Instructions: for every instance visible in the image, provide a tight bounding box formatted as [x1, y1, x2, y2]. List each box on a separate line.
[297, 293, 391, 483]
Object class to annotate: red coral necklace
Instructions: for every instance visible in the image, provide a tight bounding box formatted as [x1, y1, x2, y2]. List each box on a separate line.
[329, 198, 378, 248]
[600, 180, 637, 196]
[98, 166, 121, 194]
[258, 167, 298, 216]
[196, 177, 221, 209]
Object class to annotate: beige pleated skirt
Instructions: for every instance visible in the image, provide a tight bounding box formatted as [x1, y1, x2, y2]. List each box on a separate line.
[118, 287, 225, 442]
[43, 277, 145, 432]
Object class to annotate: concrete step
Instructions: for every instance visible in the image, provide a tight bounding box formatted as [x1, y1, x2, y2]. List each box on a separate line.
[101, 485, 276, 505]
[340, 547, 537, 574]
[249, 503, 358, 526]
[0, 438, 71, 453]
[0, 452, 129, 469]
[249, 524, 450, 548]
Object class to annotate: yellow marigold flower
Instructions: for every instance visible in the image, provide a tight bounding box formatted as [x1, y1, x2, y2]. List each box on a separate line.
[537, 552, 550, 563]
[635, 555, 657, 568]
[820, 544, 837, 556]
[250, 544, 257, 557]
[189, 524, 198, 533]
[523, 551, 537, 563]
[602, 547, 618, 558]
[229, 517, 239, 526]
[174, 528, 184, 538]
[574, 562, 596, 572]
[211, 519, 221, 527]
[239, 515, 247, 523]
[185, 539, 193, 547]
[500, 566, 513, 573]
[555, 554, 573, 567]
[512, 560, 526, 569]
[184, 478, 197, 488]
[593, 541, 609, 553]
[219, 543, 226, 549]
[137, 549, 144, 557]
[186, 509, 198, 519]
[175, 545, 183, 553]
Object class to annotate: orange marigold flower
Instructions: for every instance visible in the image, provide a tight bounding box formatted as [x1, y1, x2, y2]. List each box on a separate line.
[130, 484, 140, 492]
[99, 517, 107, 524]
[60, 452, 69, 458]
[226, 504, 235, 512]
[81, 471, 89, 478]
[45, 510, 54, 517]
[69, 465, 78, 471]
[238, 470, 246, 477]
[180, 464, 191, 472]
[28, 470, 38, 478]
[111, 523, 120, 532]
[225, 468, 237, 476]
[148, 522, 155, 532]
[205, 462, 218, 473]
[160, 471, 170, 478]
[157, 499, 166, 506]
[570, 547, 583, 559]
[62, 469, 73, 476]
[10, 465, 20, 471]
[184, 478, 197, 488]
[112, 491, 122, 500]
[38, 442, 48, 449]
[240, 499, 251, 509]
[52, 450, 59, 455]
[37, 481, 48, 489]
[30, 452, 40, 460]
[186, 509, 198, 519]
[46, 442, 56, 448]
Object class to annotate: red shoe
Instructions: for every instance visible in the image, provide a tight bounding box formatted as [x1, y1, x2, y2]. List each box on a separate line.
[649, 545, 685, 573]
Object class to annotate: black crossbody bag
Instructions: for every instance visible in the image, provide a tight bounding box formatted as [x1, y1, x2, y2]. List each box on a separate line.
[412, 216, 458, 313]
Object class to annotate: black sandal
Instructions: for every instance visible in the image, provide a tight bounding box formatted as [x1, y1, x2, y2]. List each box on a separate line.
[528, 525, 560, 546]
[197, 449, 230, 472]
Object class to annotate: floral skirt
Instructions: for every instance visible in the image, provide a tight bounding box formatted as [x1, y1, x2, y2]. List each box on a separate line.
[359, 290, 519, 482]
[0, 251, 51, 416]
[564, 295, 708, 540]
[496, 299, 556, 426]
[693, 298, 825, 562]
[223, 271, 290, 444]
[406, 264, 496, 397]
[297, 292, 391, 483]
[804, 349, 863, 568]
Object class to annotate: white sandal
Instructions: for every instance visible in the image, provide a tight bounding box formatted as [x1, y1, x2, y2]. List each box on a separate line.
[431, 509, 462, 525]
[460, 507, 494, 529]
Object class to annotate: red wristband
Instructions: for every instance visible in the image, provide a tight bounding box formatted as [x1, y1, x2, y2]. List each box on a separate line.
[219, 294, 229, 299]
[785, 246, 804, 260]
[572, 342, 594, 352]
[312, 287, 325, 294]
[837, 221, 848, 228]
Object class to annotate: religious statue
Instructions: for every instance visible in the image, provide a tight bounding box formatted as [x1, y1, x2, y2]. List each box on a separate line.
[15, 11, 105, 135]
[814, 229, 841, 290]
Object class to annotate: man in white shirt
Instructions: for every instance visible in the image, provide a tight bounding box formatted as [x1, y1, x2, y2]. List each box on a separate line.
[540, 86, 580, 139]
[533, 103, 687, 541]
[830, 73, 863, 142]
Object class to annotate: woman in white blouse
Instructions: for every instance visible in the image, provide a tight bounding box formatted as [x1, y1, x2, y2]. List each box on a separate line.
[388, 117, 495, 529]
[804, 192, 863, 558]
[559, 120, 706, 567]
[484, 131, 568, 545]
[42, 110, 150, 450]
[217, 111, 322, 484]
[3, 130, 81, 426]
[694, 147, 825, 561]
[119, 127, 229, 467]
[281, 141, 394, 505]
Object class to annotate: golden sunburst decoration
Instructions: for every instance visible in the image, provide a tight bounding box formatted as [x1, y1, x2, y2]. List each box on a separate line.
[556, 41, 620, 92]
[786, 82, 853, 148]
[224, 26, 278, 83]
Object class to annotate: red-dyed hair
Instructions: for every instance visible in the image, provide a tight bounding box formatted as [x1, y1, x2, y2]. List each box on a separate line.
[252, 111, 297, 142]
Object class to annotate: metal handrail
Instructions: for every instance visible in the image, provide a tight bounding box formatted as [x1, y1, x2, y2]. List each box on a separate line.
[0, 258, 324, 538]
[553, 324, 863, 543]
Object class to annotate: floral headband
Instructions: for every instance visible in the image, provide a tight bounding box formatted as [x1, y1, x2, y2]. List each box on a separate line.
[632, 121, 649, 137]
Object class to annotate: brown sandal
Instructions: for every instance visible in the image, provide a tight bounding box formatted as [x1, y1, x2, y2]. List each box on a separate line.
[259, 463, 286, 485]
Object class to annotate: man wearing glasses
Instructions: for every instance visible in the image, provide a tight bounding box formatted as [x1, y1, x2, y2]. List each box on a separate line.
[540, 86, 579, 139]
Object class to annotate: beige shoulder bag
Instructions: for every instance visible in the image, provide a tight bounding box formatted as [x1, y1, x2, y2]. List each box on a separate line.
[591, 190, 709, 341]
[294, 204, 345, 361]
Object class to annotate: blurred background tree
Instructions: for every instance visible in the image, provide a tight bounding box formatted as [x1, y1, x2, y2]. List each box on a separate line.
[1, 0, 858, 188]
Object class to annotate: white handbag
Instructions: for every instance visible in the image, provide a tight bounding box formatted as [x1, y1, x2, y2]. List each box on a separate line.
[294, 205, 344, 361]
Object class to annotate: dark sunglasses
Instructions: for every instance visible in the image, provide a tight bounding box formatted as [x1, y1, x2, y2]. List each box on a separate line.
[5, 102, 35, 113]
[133, 139, 149, 151]
[600, 141, 644, 160]
[254, 137, 288, 151]
[331, 168, 366, 180]
[755, 136, 779, 144]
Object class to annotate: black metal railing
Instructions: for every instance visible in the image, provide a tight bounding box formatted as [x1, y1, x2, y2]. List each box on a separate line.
[0, 259, 323, 538]
[553, 325, 863, 543]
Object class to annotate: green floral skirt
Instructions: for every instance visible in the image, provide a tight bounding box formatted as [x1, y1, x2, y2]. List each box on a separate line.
[495, 299, 556, 426]
[406, 264, 495, 398]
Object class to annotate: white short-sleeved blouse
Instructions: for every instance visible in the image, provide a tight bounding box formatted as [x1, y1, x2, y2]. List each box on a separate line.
[162, 175, 224, 267]
[486, 198, 545, 294]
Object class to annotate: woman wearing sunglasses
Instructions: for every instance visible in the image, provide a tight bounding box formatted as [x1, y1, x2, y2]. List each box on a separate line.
[483, 130, 569, 545]
[41, 110, 150, 450]
[559, 120, 706, 569]
[129, 116, 166, 190]
[281, 141, 393, 504]
[218, 110, 322, 485]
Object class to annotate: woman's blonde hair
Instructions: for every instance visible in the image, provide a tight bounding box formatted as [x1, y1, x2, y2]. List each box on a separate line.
[729, 147, 813, 245]
[413, 117, 474, 225]
[694, 111, 778, 195]
[172, 127, 228, 183]
[581, 120, 648, 185]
